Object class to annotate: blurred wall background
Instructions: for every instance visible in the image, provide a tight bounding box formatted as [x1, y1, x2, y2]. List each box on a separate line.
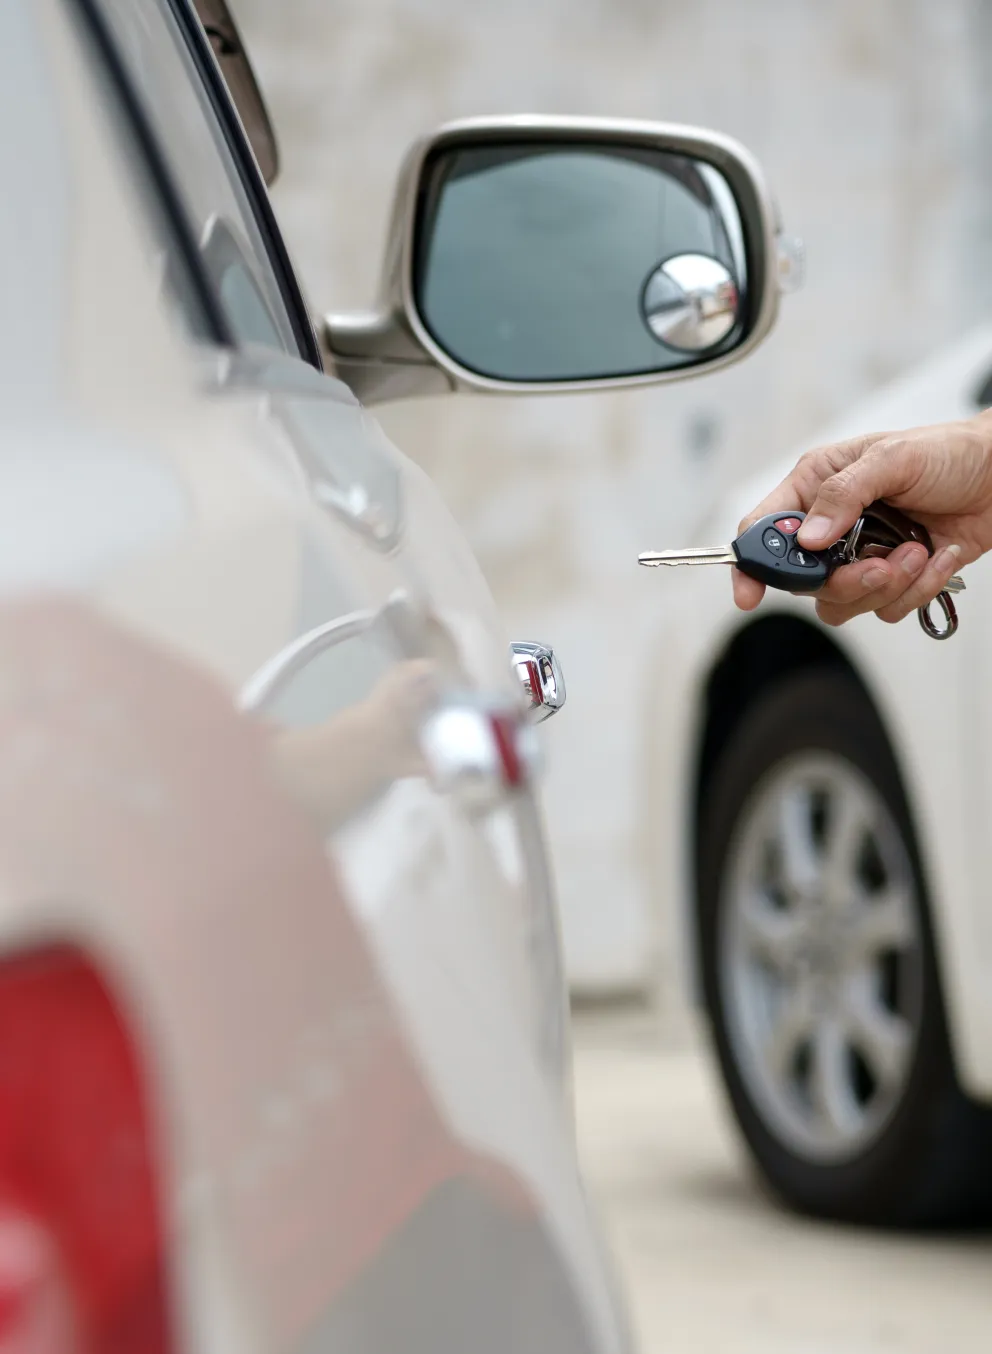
[234, 0, 992, 995]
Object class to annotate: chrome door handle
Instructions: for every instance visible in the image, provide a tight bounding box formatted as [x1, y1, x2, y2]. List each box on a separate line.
[421, 695, 539, 810]
[510, 642, 566, 722]
[238, 610, 375, 713]
[238, 590, 423, 713]
[239, 598, 539, 811]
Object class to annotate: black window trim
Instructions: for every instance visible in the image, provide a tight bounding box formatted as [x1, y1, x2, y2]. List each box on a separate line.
[164, 0, 324, 370]
[75, 0, 234, 349]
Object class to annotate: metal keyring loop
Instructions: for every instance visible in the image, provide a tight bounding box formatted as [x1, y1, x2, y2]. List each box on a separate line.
[918, 590, 957, 640]
[840, 516, 865, 564]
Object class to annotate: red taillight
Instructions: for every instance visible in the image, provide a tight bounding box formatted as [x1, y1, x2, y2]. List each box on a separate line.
[0, 948, 170, 1354]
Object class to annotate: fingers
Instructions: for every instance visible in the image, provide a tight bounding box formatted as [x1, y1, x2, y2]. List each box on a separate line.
[735, 470, 815, 537]
[813, 542, 928, 627]
[797, 438, 927, 549]
[732, 569, 765, 611]
[874, 543, 962, 625]
[736, 435, 884, 538]
[813, 541, 963, 629]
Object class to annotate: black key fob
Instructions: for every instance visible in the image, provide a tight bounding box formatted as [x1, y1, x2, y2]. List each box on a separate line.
[733, 512, 834, 593]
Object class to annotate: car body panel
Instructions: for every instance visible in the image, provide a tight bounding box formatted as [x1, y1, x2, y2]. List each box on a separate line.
[0, 1, 630, 1350]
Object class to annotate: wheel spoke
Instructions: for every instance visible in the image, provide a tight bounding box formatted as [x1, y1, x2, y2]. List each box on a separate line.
[849, 885, 914, 958]
[822, 784, 871, 906]
[762, 984, 813, 1085]
[842, 977, 912, 1089]
[774, 785, 821, 894]
[810, 1017, 861, 1140]
[739, 890, 805, 970]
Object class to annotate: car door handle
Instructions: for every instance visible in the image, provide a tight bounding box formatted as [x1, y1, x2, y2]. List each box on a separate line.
[420, 696, 538, 810]
[239, 595, 538, 810]
[238, 586, 446, 715]
[510, 642, 566, 722]
[238, 608, 376, 713]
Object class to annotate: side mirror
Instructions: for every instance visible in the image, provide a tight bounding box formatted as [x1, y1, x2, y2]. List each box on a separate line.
[324, 116, 801, 404]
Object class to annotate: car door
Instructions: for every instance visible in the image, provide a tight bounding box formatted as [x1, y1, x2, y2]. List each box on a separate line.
[77, 0, 624, 1349]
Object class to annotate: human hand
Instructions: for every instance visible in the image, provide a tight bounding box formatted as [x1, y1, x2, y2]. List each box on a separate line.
[363, 659, 440, 777]
[269, 660, 440, 835]
[732, 413, 992, 627]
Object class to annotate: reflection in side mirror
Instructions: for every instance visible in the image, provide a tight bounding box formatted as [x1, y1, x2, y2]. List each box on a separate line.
[323, 117, 792, 403]
[414, 144, 747, 384]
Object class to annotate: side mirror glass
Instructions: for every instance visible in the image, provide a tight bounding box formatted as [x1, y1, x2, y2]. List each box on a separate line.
[414, 144, 747, 384]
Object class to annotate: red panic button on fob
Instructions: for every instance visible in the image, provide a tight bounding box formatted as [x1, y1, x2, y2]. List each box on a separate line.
[774, 517, 803, 535]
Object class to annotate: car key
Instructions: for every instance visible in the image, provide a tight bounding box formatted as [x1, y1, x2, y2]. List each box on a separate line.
[638, 511, 834, 592]
[639, 504, 966, 639]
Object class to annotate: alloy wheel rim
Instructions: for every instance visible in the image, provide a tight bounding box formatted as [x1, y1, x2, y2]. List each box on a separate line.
[719, 751, 922, 1163]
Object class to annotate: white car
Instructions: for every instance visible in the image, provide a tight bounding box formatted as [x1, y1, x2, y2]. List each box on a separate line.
[0, 0, 793, 1349]
[651, 325, 992, 1227]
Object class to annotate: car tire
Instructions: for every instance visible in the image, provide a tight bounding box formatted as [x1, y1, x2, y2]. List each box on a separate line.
[698, 667, 992, 1227]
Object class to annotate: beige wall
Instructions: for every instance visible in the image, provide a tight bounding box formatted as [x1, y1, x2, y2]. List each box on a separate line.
[234, 0, 991, 991]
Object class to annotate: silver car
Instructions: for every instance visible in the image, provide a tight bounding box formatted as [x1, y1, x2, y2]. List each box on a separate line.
[0, 0, 791, 1349]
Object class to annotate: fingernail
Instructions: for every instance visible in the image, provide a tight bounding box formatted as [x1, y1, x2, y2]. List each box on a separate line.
[798, 514, 834, 545]
[933, 543, 962, 573]
[901, 545, 928, 574]
[862, 565, 888, 589]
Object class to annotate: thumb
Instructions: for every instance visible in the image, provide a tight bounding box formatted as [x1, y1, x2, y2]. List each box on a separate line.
[797, 446, 907, 548]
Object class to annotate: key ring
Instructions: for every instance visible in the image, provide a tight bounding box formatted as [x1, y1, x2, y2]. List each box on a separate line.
[919, 590, 958, 640]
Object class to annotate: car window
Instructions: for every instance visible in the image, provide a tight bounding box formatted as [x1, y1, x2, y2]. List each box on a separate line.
[103, 0, 300, 356]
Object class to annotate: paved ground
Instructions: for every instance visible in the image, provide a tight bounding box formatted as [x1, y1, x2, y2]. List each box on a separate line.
[571, 1004, 992, 1354]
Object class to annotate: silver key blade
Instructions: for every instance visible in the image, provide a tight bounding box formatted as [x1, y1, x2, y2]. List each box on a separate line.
[944, 573, 966, 594]
[638, 545, 737, 568]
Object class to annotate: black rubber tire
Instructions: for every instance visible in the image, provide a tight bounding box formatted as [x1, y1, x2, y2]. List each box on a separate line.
[698, 668, 992, 1228]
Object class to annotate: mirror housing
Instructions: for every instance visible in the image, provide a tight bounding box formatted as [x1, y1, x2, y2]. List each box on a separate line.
[324, 116, 799, 404]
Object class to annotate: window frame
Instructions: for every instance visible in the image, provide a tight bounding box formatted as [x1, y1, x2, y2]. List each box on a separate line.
[163, 0, 322, 368]
[81, 0, 323, 369]
[76, 0, 234, 349]
[193, 0, 280, 188]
